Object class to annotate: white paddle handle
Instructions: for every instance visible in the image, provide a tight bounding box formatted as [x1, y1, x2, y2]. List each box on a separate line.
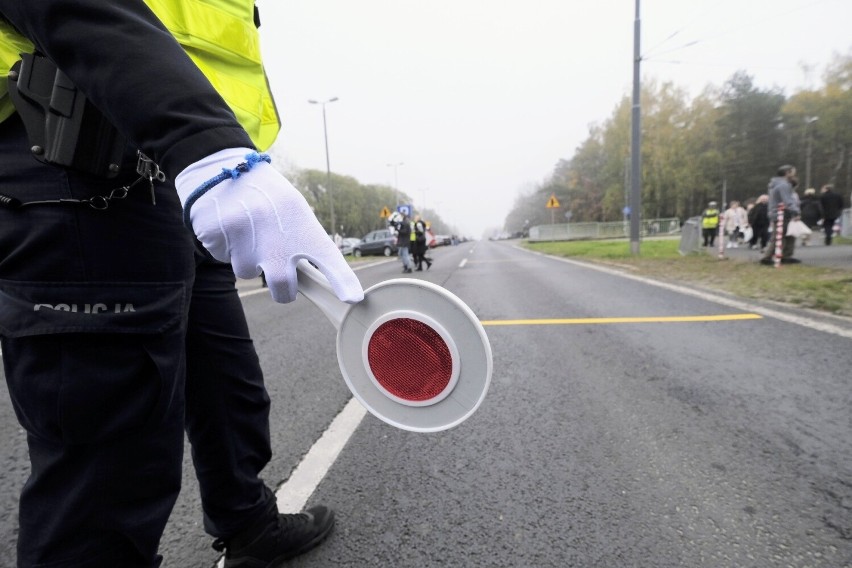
[295, 259, 349, 329]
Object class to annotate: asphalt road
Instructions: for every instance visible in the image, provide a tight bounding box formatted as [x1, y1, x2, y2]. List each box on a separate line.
[1, 240, 851, 567]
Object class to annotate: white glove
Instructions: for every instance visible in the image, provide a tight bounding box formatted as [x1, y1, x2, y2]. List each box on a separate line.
[175, 148, 364, 304]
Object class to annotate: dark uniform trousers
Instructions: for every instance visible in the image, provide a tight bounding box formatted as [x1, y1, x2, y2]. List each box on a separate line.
[0, 114, 275, 567]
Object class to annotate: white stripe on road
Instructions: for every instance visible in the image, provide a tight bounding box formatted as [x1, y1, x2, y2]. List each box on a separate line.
[237, 282, 369, 514]
[216, 398, 366, 567]
[274, 397, 366, 513]
[238, 287, 270, 298]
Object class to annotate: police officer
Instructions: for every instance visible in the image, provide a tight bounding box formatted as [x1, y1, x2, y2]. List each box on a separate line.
[0, 2, 363, 567]
[701, 200, 720, 247]
[412, 215, 432, 271]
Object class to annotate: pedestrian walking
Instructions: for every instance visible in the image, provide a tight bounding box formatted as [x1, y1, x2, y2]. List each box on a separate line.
[819, 184, 845, 245]
[799, 188, 823, 246]
[747, 194, 770, 251]
[413, 215, 432, 271]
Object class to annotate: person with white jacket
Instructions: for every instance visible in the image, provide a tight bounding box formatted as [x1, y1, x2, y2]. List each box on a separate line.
[723, 200, 748, 248]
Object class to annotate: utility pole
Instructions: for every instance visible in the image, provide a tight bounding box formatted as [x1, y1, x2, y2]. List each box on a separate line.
[308, 97, 339, 234]
[805, 116, 819, 189]
[387, 162, 404, 207]
[629, 0, 642, 255]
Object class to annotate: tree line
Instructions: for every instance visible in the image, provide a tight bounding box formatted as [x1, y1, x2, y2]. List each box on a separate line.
[270, 167, 457, 241]
[276, 51, 851, 240]
[504, 50, 852, 234]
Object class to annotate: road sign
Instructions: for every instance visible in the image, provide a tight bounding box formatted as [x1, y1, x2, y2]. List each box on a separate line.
[546, 194, 560, 209]
[380, 206, 391, 218]
[397, 204, 412, 217]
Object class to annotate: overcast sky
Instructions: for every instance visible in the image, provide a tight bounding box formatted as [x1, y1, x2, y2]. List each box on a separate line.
[256, 0, 851, 238]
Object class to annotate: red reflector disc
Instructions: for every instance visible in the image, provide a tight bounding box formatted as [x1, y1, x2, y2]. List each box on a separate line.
[367, 318, 453, 402]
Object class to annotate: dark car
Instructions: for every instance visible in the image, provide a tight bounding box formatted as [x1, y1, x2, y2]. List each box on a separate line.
[353, 229, 398, 257]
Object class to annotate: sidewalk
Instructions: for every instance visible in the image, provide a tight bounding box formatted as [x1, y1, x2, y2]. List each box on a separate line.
[708, 238, 851, 270]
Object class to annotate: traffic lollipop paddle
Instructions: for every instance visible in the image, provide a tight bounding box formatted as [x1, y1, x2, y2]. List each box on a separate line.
[296, 260, 492, 432]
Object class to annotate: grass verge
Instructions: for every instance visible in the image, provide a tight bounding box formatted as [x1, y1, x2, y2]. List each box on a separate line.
[523, 238, 852, 317]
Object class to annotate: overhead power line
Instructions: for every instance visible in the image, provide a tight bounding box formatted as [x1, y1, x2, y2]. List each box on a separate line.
[642, 0, 839, 61]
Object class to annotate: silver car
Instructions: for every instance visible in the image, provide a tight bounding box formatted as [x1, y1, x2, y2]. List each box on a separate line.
[338, 237, 361, 256]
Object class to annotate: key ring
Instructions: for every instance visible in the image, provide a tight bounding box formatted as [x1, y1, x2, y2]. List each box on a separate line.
[86, 186, 131, 210]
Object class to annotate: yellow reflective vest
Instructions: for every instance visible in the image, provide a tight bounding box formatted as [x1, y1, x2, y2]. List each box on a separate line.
[702, 207, 720, 229]
[0, 0, 280, 150]
[0, 17, 31, 125]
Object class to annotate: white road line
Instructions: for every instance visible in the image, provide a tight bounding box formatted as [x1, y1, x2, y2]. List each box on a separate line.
[459, 258, 468, 268]
[275, 397, 367, 512]
[237, 280, 370, 504]
[233, 276, 369, 516]
[236, 278, 371, 510]
[237, 287, 269, 299]
[216, 399, 366, 567]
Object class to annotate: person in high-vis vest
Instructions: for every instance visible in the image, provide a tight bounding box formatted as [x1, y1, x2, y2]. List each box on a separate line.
[412, 215, 432, 271]
[0, 2, 363, 567]
[701, 201, 720, 247]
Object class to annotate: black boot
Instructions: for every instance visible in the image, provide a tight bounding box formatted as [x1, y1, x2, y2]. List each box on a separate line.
[213, 505, 335, 567]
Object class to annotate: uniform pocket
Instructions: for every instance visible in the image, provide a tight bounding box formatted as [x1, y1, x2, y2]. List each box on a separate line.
[0, 280, 188, 445]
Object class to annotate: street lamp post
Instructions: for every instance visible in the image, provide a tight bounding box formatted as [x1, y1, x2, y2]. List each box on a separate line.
[386, 162, 404, 206]
[805, 116, 819, 190]
[420, 187, 429, 214]
[308, 97, 339, 234]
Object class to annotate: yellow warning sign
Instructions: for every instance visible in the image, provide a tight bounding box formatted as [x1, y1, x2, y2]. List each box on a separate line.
[380, 206, 391, 218]
[546, 194, 560, 208]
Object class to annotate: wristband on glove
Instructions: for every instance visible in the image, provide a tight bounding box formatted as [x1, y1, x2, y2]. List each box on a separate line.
[181, 151, 271, 229]
[176, 147, 364, 304]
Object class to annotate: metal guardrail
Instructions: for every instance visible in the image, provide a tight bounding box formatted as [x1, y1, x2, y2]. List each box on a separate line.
[528, 218, 681, 242]
[528, 211, 850, 245]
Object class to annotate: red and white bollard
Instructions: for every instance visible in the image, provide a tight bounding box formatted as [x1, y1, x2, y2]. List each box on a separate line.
[773, 203, 785, 268]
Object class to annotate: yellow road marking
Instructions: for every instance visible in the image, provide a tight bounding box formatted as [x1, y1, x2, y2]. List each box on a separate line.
[480, 313, 763, 326]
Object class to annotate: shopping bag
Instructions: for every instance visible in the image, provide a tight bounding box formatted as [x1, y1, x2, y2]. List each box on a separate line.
[786, 219, 812, 237]
[742, 226, 753, 242]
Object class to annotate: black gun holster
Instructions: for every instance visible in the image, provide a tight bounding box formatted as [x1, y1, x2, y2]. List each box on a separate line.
[7, 52, 126, 178]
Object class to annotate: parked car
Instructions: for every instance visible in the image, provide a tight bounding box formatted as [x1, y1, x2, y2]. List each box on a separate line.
[353, 229, 398, 257]
[432, 234, 452, 247]
[338, 237, 361, 256]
